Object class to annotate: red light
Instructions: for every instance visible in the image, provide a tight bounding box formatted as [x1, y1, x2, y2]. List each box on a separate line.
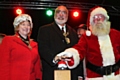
[73, 11, 79, 17]
[16, 8, 22, 15]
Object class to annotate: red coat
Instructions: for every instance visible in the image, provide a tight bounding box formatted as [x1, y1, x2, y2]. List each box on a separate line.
[0, 35, 42, 80]
[73, 29, 120, 78]
[65, 29, 120, 79]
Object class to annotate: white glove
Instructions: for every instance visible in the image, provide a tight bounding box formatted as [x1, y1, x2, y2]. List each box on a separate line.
[57, 52, 73, 58]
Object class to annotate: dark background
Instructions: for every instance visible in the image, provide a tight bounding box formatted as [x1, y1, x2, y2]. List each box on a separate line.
[0, 0, 120, 41]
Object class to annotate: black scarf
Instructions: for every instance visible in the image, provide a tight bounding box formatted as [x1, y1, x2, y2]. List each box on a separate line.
[18, 33, 29, 45]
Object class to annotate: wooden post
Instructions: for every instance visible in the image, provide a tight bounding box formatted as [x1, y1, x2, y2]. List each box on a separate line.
[54, 70, 71, 80]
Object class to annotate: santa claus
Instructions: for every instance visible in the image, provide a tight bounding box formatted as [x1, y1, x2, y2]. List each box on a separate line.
[54, 6, 120, 80]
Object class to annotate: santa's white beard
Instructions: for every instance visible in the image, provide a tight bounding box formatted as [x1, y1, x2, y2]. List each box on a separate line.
[91, 21, 110, 36]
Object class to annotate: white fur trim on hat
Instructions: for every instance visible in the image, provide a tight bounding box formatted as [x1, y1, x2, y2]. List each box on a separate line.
[13, 14, 33, 28]
[64, 48, 80, 69]
[90, 7, 109, 25]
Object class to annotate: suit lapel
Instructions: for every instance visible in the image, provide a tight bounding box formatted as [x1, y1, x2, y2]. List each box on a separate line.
[52, 22, 65, 39]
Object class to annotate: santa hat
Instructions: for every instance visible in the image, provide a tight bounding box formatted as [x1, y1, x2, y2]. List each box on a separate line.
[13, 14, 33, 28]
[78, 24, 87, 30]
[58, 60, 67, 69]
[89, 7, 109, 25]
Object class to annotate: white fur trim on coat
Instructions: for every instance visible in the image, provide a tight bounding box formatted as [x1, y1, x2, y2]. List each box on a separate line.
[98, 35, 115, 66]
[64, 48, 80, 69]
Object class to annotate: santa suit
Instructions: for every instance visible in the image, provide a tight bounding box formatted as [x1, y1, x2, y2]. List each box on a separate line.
[62, 29, 120, 80]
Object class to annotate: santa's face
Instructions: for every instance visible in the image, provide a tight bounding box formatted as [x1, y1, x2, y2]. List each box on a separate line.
[93, 14, 105, 23]
[91, 14, 110, 36]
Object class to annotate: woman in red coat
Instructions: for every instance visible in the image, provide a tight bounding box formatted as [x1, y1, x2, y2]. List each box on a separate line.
[0, 14, 42, 80]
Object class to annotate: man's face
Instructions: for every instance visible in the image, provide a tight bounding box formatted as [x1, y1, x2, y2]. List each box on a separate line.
[91, 14, 110, 36]
[77, 28, 86, 38]
[54, 6, 68, 26]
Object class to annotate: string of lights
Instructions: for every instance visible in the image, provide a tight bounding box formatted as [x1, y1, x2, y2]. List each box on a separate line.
[0, 1, 120, 16]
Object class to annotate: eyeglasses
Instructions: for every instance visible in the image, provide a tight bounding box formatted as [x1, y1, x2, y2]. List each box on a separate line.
[93, 14, 105, 20]
[56, 10, 67, 14]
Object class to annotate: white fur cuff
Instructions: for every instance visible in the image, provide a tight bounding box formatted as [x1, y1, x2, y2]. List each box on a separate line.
[64, 48, 80, 69]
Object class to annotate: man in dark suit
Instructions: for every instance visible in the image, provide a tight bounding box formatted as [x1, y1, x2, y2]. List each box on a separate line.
[37, 5, 83, 80]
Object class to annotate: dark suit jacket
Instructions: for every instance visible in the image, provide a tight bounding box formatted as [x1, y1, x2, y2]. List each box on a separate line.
[37, 22, 83, 80]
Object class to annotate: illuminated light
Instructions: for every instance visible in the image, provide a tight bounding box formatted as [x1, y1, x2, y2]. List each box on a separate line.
[46, 9, 53, 16]
[16, 9, 22, 15]
[15, 8, 23, 15]
[73, 11, 79, 17]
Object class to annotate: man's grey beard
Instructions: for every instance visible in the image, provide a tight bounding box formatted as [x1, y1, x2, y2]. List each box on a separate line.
[54, 18, 67, 25]
[91, 21, 110, 36]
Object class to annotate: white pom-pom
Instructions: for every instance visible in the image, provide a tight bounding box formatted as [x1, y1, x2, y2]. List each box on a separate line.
[58, 61, 67, 69]
[86, 30, 91, 36]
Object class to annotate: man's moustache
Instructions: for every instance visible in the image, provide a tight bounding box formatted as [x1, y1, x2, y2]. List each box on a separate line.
[58, 17, 64, 20]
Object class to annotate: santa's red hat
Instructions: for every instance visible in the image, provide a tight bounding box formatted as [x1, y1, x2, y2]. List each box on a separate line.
[89, 6, 109, 26]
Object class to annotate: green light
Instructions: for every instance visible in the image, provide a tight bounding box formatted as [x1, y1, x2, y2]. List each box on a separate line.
[46, 9, 53, 16]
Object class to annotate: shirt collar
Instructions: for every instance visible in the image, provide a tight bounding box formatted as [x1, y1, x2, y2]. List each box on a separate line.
[57, 24, 66, 32]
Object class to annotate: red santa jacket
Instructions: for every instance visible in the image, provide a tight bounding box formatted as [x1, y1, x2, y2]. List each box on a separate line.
[0, 35, 42, 80]
[64, 29, 120, 79]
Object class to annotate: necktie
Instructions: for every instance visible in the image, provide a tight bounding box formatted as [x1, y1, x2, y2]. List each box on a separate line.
[61, 27, 64, 33]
